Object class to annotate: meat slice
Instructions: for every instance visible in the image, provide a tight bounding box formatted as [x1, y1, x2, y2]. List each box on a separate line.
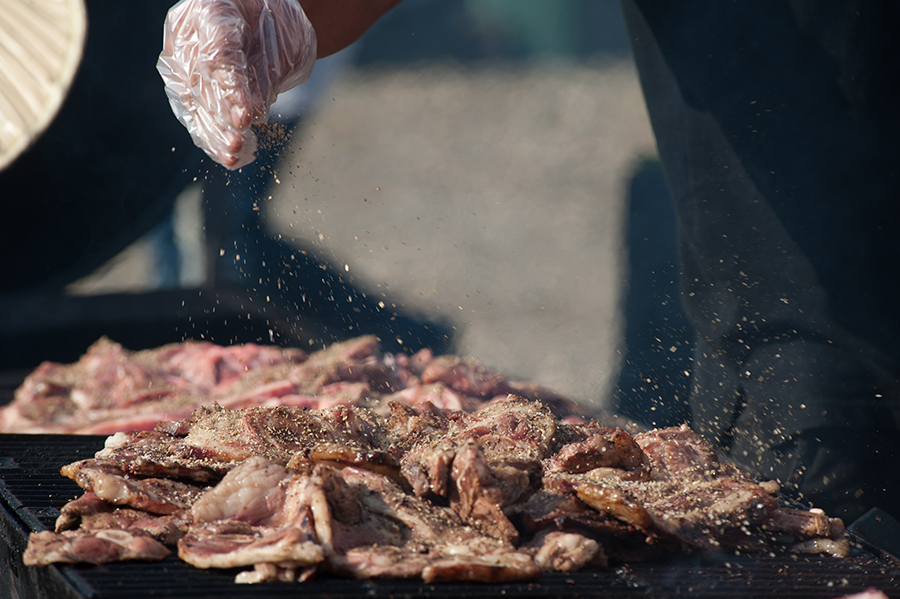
[81, 511, 190, 546]
[159, 340, 307, 393]
[400, 397, 554, 502]
[333, 544, 543, 584]
[327, 466, 541, 582]
[298, 443, 404, 487]
[177, 457, 540, 582]
[333, 546, 446, 580]
[1, 337, 307, 434]
[456, 397, 557, 461]
[568, 476, 656, 532]
[766, 507, 849, 557]
[449, 441, 520, 543]
[396, 397, 556, 542]
[543, 459, 753, 548]
[545, 428, 649, 475]
[634, 424, 725, 480]
[80, 403, 392, 490]
[400, 439, 456, 499]
[456, 398, 555, 504]
[539, 424, 845, 555]
[54, 491, 114, 532]
[382, 383, 475, 412]
[180, 404, 388, 465]
[420, 355, 513, 398]
[508, 489, 640, 539]
[234, 563, 320, 584]
[383, 401, 453, 447]
[178, 463, 326, 571]
[24, 530, 171, 566]
[530, 530, 607, 572]
[90, 429, 236, 483]
[189, 457, 292, 525]
[178, 525, 324, 571]
[54, 491, 189, 545]
[639, 476, 780, 550]
[768, 506, 835, 538]
[60, 460, 205, 514]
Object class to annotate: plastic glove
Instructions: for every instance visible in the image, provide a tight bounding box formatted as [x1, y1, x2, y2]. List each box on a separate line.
[157, 0, 316, 169]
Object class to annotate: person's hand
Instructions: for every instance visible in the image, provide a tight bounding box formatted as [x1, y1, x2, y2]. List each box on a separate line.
[157, 0, 316, 169]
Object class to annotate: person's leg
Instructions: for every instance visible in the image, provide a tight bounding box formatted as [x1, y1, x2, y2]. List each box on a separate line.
[620, 0, 900, 520]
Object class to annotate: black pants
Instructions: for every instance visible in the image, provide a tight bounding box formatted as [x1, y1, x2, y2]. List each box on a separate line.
[621, 0, 900, 521]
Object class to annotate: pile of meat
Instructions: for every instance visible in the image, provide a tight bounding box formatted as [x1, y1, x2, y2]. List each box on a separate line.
[0, 335, 588, 435]
[23, 397, 848, 584]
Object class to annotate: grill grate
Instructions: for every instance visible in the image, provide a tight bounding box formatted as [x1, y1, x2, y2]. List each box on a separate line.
[3, 433, 900, 599]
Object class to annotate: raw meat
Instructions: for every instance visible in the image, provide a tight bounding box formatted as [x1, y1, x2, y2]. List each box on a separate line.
[1, 336, 587, 434]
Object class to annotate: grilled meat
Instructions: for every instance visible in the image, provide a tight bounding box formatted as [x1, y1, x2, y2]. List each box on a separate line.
[529, 530, 607, 572]
[24, 529, 171, 566]
[24, 396, 848, 583]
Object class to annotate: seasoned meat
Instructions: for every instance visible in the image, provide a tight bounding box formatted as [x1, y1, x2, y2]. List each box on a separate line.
[400, 397, 553, 504]
[530, 530, 606, 572]
[542, 425, 847, 556]
[2, 336, 586, 434]
[23, 397, 849, 583]
[328, 466, 541, 583]
[60, 460, 205, 514]
[88, 429, 235, 483]
[2, 337, 307, 434]
[54, 491, 114, 532]
[24, 530, 171, 566]
[401, 439, 457, 499]
[189, 457, 292, 524]
[178, 465, 326, 570]
[449, 441, 520, 543]
[457, 398, 557, 462]
[545, 428, 649, 474]
[420, 355, 512, 398]
[507, 489, 639, 539]
[634, 424, 724, 480]
[179, 523, 325, 571]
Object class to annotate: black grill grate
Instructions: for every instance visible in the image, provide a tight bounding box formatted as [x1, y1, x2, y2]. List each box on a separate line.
[3, 433, 900, 599]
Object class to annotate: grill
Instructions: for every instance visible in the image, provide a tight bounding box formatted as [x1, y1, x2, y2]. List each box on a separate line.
[2, 434, 899, 599]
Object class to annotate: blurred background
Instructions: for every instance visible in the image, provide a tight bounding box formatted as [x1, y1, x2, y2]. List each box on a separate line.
[1, 0, 694, 427]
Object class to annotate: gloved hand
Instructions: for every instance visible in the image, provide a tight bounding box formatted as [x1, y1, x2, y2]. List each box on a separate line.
[157, 0, 316, 169]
